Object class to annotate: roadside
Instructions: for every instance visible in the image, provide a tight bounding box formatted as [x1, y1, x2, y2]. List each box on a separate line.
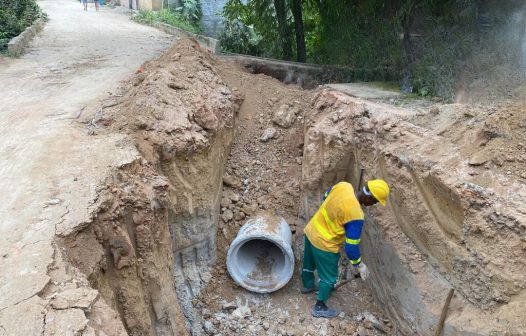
[0, 1, 176, 334]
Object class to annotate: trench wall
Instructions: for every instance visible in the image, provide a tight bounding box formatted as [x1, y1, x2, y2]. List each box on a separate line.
[300, 90, 526, 335]
[60, 127, 234, 335]
[58, 40, 241, 336]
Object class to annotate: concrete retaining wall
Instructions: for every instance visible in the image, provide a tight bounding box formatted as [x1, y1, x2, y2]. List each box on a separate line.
[151, 21, 221, 54]
[221, 53, 401, 89]
[7, 18, 45, 56]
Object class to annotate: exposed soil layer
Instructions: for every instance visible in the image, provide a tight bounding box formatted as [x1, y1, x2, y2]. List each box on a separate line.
[53, 40, 526, 336]
[3, 7, 524, 333]
[0, 2, 175, 335]
[194, 59, 390, 336]
[61, 40, 242, 335]
[301, 90, 526, 335]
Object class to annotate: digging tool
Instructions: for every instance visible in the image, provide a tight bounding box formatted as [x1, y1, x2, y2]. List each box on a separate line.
[334, 273, 361, 290]
[358, 168, 365, 192]
[434, 288, 455, 336]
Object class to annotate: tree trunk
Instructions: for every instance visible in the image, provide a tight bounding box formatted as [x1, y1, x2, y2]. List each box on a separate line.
[274, 0, 293, 60]
[292, 0, 306, 62]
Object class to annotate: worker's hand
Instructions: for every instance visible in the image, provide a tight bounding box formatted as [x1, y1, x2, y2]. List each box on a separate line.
[356, 262, 369, 280]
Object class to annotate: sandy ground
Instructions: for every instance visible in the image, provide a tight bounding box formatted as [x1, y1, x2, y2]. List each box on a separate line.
[0, 1, 175, 333]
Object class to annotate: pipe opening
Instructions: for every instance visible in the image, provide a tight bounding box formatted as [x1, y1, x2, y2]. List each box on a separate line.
[227, 216, 294, 293]
[236, 238, 286, 285]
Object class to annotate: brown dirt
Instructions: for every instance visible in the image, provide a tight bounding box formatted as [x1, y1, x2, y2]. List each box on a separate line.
[193, 59, 392, 336]
[68, 37, 525, 335]
[5, 9, 521, 333]
[300, 88, 526, 335]
[60, 39, 242, 335]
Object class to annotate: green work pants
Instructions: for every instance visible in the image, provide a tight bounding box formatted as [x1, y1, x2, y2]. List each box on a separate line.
[301, 235, 340, 303]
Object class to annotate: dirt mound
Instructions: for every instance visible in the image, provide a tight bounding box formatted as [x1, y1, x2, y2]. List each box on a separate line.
[409, 102, 526, 180]
[60, 39, 242, 335]
[105, 39, 243, 159]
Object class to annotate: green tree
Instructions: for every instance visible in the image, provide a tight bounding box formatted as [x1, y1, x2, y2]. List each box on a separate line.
[291, 0, 306, 62]
[273, 0, 292, 60]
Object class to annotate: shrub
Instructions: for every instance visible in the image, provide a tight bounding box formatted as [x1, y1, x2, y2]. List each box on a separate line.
[132, 8, 202, 34]
[0, 0, 43, 50]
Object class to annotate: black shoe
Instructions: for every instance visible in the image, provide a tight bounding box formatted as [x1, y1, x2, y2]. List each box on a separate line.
[311, 303, 338, 318]
[300, 285, 318, 294]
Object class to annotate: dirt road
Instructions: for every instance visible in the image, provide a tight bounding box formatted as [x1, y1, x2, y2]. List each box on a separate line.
[0, 1, 175, 334]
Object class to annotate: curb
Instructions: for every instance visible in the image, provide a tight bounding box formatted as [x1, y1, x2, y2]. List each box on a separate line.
[7, 18, 46, 57]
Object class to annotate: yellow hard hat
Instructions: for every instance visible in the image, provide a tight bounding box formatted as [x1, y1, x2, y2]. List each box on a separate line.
[367, 179, 390, 206]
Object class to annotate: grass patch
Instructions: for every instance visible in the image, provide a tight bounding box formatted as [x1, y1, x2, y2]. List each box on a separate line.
[132, 9, 202, 34]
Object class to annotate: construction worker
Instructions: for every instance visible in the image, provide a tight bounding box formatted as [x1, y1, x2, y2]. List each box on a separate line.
[301, 179, 390, 318]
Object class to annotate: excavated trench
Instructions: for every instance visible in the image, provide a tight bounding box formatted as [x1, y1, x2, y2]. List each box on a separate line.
[56, 39, 526, 336]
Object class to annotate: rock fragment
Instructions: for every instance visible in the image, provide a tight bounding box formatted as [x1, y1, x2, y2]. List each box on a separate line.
[261, 127, 277, 142]
[50, 287, 99, 311]
[273, 104, 298, 128]
[468, 149, 492, 166]
[44, 308, 88, 336]
[232, 305, 251, 319]
[223, 175, 241, 188]
[222, 301, 237, 310]
[222, 209, 234, 222]
[203, 320, 216, 335]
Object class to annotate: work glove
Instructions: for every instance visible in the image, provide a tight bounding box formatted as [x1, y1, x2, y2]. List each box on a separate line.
[356, 262, 369, 281]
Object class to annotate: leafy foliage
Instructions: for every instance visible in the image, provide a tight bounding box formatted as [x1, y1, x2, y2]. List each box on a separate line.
[221, 0, 282, 57]
[219, 18, 264, 55]
[0, 0, 43, 50]
[133, 6, 202, 34]
[401, 0, 478, 100]
[220, 0, 478, 100]
[175, 0, 201, 25]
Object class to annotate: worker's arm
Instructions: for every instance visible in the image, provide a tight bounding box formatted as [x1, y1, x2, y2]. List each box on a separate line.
[344, 220, 364, 266]
[322, 186, 333, 201]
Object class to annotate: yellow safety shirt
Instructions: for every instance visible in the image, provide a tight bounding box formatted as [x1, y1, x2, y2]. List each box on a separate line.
[304, 182, 364, 253]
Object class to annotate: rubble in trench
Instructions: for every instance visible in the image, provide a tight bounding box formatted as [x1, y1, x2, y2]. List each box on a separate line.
[52, 38, 525, 336]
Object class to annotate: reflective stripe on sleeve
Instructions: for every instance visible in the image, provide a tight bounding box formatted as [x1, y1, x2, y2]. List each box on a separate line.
[345, 238, 361, 245]
[349, 257, 362, 265]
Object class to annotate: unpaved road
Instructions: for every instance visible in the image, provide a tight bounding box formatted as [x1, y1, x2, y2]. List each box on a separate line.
[0, 1, 175, 334]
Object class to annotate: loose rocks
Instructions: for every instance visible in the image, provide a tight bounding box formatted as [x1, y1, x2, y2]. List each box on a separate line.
[273, 104, 299, 128]
[261, 127, 277, 142]
[221, 209, 234, 222]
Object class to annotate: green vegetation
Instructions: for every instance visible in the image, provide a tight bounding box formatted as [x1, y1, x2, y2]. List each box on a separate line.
[132, 0, 202, 35]
[0, 0, 44, 51]
[220, 0, 478, 101]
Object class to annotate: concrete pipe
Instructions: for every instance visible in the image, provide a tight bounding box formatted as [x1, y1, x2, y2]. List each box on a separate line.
[226, 214, 294, 293]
